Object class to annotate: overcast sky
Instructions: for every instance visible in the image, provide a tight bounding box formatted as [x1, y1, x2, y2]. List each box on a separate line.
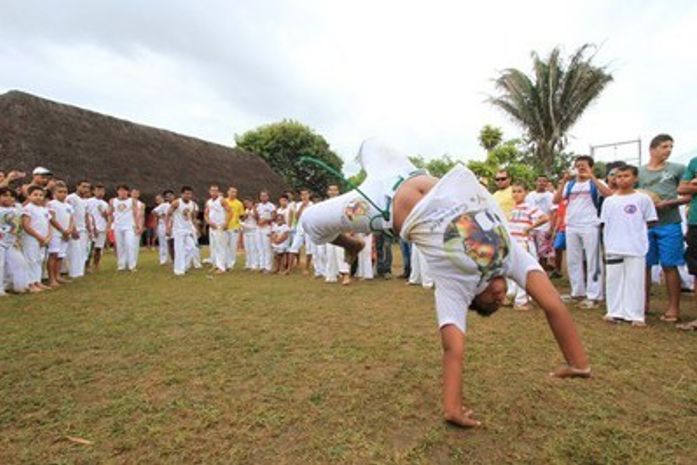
[1, 0, 696, 173]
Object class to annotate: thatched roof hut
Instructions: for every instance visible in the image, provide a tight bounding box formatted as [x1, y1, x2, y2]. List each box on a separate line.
[0, 90, 286, 203]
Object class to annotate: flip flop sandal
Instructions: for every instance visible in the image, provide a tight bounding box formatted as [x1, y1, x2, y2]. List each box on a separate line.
[676, 321, 697, 331]
[659, 314, 679, 323]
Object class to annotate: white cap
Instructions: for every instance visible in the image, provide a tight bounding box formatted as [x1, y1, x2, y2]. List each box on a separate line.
[32, 166, 52, 176]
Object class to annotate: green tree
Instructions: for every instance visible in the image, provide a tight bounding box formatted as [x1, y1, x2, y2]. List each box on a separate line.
[346, 169, 366, 187]
[408, 154, 459, 178]
[478, 125, 504, 152]
[488, 44, 613, 174]
[235, 120, 343, 194]
[467, 139, 538, 191]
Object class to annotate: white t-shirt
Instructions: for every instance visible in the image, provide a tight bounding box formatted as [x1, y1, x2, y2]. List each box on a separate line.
[271, 223, 291, 248]
[256, 202, 276, 226]
[206, 197, 227, 227]
[86, 197, 109, 232]
[172, 200, 196, 234]
[22, 203, 51, 237]
[242, 208, 257, 231]
[111, 198, 135, 230]
[525, 191, 554, 232]
[277, 206, 291, 226]
[66, 193, 87, 232]
[47, 200, 73, 236]
[600, 192, 657, 257]
[0, 206, 21, 249]
[564, 180, 600, 229]
[153, 202, 170, 229]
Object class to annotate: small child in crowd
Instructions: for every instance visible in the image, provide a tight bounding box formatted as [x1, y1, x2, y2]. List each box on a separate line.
[47, 182, 75, 288]
[508, 182, 549, 310]
[600, 164, 657, 327]
[0, 188, 30, 295]
[21, 186, 52, 292]
[271, 212, 291, 274]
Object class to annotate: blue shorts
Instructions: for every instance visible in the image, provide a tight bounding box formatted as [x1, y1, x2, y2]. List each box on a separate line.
[646, 223, 685, 267]
[553, 231, 566, 250]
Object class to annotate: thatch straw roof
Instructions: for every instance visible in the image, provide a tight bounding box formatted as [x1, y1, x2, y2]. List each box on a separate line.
[0, 90, 287, 202]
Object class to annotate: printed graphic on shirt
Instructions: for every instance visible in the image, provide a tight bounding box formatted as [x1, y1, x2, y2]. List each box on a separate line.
[443, 210, 510, 283]
[344, 199, 369, 226]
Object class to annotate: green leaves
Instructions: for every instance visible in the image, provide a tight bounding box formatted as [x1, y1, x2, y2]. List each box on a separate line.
[489, 44, 613, 175]
[235, 120, 343, 195]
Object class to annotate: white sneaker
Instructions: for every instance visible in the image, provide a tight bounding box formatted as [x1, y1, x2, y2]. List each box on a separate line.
[579, 299, 599, 309]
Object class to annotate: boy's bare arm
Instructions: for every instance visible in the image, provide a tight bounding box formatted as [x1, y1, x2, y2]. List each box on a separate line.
[525, 270, 591, 377]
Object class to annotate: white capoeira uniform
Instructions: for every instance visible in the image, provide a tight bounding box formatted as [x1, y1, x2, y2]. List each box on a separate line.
[153, 201, 171, 265]
[242, 208, 259, 270]
[172, 199, 198, 275]
[21, 203, 51, 284]
[302, 138, 542, 333]
[66, 193, 88, 278]
[289, 201, 315, 256]
[206, 196, 228, 272]
[131, 199, 145, 269]
[271, 223, 291, 254]
[355, 233, 374, 280]
[601, 192, 657, 323]
[111, 197, 138, 271]
[255, 202, 276, 272]
[1, 205, 30, 293]
[409, 244, 433, 288]
[86, 197, 109, 250]
[47, 200, 73, 259]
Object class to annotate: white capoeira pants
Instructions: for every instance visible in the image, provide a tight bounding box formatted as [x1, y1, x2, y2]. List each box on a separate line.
[409, 243, 433, 288]
[115, 228, 137, 271]
[173, 231, 197, 275]
[314, 244, 327, 277]
[566, 226, 604, 301]
[243, 228, 259, 270]
[157, 225, 170, 265]
[3, 247, 30, 292]
[256, 226, 273, 271]
[325, 243, 349, 282]
[226, 229, 241, 270]
[68, 230, 89, 278]
[355, 233, 374, 279]
[605, 255, 645, 322]
[131, 232, 142, 269]
[21, 237, 46, 284]
[208, 228, 227, 271]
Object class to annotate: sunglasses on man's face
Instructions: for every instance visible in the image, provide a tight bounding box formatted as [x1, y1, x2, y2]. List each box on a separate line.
[495, 177, 508, 181]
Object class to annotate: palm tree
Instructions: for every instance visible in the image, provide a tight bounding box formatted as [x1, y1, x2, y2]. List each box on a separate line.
[488, 44, 613, 174]
[478, 125, 503, 152]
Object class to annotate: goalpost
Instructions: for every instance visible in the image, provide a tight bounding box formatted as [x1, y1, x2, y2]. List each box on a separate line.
[589, 138, 642, 167]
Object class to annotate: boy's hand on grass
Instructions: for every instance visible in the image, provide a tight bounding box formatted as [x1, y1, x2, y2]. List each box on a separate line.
[550, 365, 592, 379]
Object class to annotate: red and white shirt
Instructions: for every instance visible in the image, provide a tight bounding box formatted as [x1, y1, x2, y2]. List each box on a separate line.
[508, 202, 544, 248]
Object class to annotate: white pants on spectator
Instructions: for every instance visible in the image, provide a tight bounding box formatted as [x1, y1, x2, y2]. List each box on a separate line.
[131, 232, 142, 269]
[409, 244, 433, 288]
[173, 232, 196, 275]
[208, 228, 227, 271]
[157, 225, 170, 265]
[256, 226, 273, 271]
[314, 244, 327, 277]
[21, 237, 45, 284]
[115, 228, 137, 271]
[605, 255, 645, 323]
[566, 226, 604, 301]
[68, 230, 89, 278]
[355, 233, 374, 279]
[226, 229, 241, 270]
[4, 247, 30, 292]
[325, 243, 349, 282]
[243, 228, 259, 269]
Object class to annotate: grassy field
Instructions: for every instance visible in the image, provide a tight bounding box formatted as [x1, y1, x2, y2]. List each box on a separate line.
[1, 248, 696, 465]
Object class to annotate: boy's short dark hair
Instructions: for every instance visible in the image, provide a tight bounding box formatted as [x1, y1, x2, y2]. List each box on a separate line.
[650, 134, 673, 149]
[279, 194, 289, 200]
[259, 189, 269, 195]
[117, 184, 130, 191]
[616, 164, 639, 177]
[53, 181, 68, 190]
[181, 186, 193, 193]
[94, 183, 105, 189]
[0, 186, 15, 197]
[163, 189, 174, 196]
[299, 187, 310, 193]
[512, 181, 528, 190]
[76, 179, 90, 186]
[574, 155, 595, 167]
[27, 185, 45, 195]
[209, 184, 220, 189]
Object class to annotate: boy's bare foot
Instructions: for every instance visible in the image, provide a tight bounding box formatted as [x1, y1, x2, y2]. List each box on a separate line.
[57, 277, 71, 284]
[444, 407, 481, 428]
[28, 285, 42, 293]
[631, 321, 647, 328]
[48, 281, 61, 289]
[37, 283, 51, 290]
[549, 365, 592, 379]
[341, 274, 351, 286]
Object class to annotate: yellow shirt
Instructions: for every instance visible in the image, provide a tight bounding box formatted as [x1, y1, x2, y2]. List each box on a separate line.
[225, 198, 245, 230]
[492, 186, 515, 217]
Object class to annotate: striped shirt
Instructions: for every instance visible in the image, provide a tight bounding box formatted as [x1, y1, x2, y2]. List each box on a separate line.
[508, 203, 544, 244]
